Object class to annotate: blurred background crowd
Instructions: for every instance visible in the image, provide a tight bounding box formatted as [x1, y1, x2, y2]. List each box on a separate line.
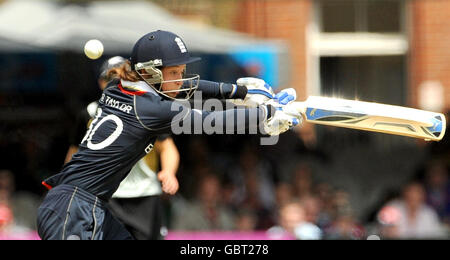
[1, 0, 450, 240]
[1, 131, 449, 240]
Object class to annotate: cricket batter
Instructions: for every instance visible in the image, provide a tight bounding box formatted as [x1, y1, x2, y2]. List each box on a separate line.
[64, 56, 180, 240]
[37, 30, 302, 240]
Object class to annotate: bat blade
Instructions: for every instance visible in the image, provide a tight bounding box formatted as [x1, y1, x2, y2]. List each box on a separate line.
[292, 96, 446, 141]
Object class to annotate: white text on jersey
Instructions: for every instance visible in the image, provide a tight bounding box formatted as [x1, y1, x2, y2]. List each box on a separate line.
[102, 94, 133, 114]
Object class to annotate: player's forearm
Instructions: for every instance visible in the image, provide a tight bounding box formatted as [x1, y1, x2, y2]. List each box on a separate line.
[159, 142, 180, 175]
[135, 94, 274, 134]
[176, 105, 273, 134]
[188, 80, 247, 100]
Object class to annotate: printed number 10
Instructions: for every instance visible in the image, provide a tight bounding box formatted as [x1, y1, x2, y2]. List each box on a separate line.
[81, 108, 123, 150]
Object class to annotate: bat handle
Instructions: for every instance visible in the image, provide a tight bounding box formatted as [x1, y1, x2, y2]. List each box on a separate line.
[281, 101, 307, 122]
[290, 101, 307, 115]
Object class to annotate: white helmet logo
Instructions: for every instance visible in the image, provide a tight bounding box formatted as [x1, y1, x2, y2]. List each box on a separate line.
[175, 37, 187, 53]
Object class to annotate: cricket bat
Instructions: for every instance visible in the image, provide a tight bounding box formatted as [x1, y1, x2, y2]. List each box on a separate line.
[290, 96, 446, 141]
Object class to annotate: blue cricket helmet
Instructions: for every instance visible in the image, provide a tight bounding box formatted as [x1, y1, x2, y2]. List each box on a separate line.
[129, 30, 201, 100]
[130, 30, 201, 68]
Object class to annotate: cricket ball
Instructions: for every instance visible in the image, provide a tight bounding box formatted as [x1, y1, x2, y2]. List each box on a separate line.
[84, 39, 104, 60]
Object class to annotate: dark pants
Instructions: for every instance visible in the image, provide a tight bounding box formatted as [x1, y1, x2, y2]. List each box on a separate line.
[37, 184, 133, 240]
[108, 195, 163, 240]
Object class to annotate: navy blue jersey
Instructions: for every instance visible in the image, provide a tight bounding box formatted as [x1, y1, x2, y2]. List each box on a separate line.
[44, 79, 268, 200]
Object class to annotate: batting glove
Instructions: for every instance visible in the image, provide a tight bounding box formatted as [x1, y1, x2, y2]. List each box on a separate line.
[274, 88, 297, 105]
[263, 88, 303, 136]
[230, 77, 275, 107]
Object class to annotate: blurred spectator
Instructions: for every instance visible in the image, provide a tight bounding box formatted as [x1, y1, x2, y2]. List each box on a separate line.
[333, 190, 353, 218]
[376, 204, 402, 239]
[225, 145, 277, 229]
[0, 169, 41, 239]
[171, 174, 235, 231]
[178, 137, 213, 199]
[323, 190, 365, 239]
[299, 195, 322, 225]
[292, 162, 314, 199]
[314, 182, 333, 203]
[0, 171, 13, 233]
[423, 159, 450, 225]
[267, 200, 322, 240]
[325, 214, 365, 240]
[275, 182, 294, 209]
[0, 203, 14, 233]
[377, 181, 446, 239]
[234, 209, 257, 231]
[313, 182, 334, 228]
[302, 193, 334, 230]
[324, 213, 365, 240]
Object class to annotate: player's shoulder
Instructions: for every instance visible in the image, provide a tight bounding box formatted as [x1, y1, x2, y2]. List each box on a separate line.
[113, 80, 189, 125]
[118, 80, 156, 97]
[127, 81, 180, 112]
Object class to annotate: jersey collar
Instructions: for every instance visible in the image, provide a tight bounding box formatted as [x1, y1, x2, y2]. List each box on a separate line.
[119, 80, 157, 96]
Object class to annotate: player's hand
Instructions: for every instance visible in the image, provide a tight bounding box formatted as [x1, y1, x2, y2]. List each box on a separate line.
[273, 88, 303, 122]
[263, 88, 303, 136]
[274, 88, 296, 105]
[157, 170, 179, 195]
[230, 77, 275, 107]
